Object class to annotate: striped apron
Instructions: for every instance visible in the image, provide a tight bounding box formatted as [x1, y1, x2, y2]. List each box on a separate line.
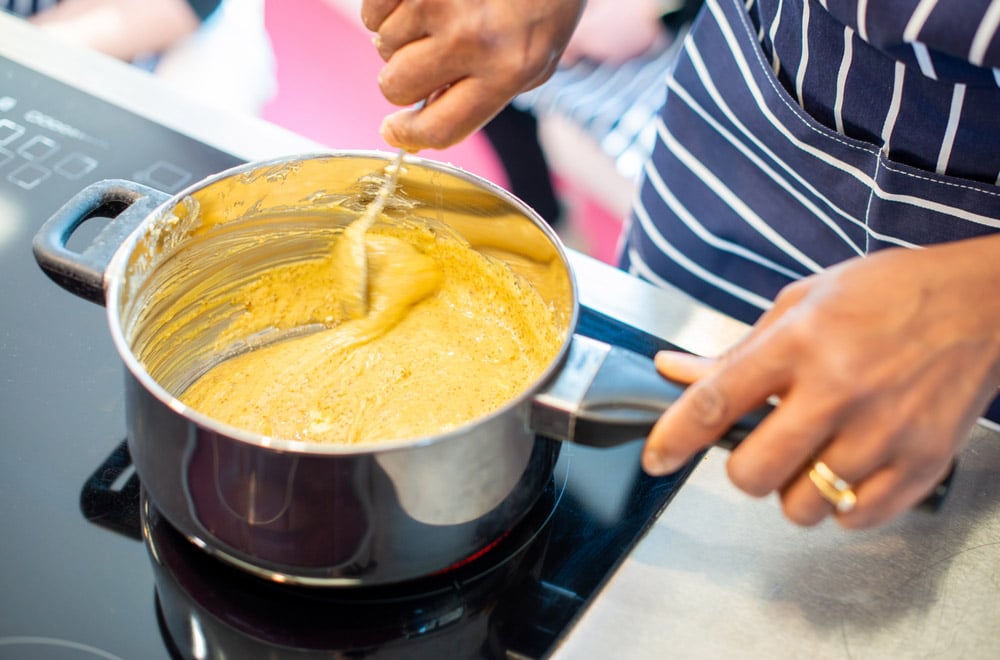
[619, 0, 1000, 418]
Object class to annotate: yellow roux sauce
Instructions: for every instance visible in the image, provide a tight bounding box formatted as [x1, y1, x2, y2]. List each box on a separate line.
[179, 222, 566, 445]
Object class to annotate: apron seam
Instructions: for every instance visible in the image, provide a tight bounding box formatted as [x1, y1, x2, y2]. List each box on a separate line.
[877, 159, 1000, 199]
[725, 0, 881, 160]
[625, 0, 1000, 328]
[734, 0, 1000, 203]
[864, 158, 878, 254]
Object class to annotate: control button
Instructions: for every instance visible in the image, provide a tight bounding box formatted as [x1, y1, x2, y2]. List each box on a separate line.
[0, 119, 25, 146]
[0, 96, 16, 113]
[0, 147, 12, 168]
[18, 135, 59, 161]
[24, 109, 96, 145]
[54, 153, 99, 180]
[8, 162, 51, 190]
[134, 161, 191, 192]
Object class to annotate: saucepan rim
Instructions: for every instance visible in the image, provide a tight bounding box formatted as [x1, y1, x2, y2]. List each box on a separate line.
[102, 150, 581, 456]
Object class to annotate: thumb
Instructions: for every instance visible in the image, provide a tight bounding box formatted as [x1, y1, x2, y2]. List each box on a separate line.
[379, 107, 426, 151]
[654, 351, 715, 384]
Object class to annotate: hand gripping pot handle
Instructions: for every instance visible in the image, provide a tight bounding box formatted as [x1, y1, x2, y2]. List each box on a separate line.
[32, 179, 170, 305]
[533, 335, 952, 512]
[532, 335, 769, 450]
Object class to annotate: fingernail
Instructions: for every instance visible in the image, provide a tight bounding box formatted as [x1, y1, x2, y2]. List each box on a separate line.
[654, 350, 701, 369]
[378, 117, 397, 145]
[642, 447, 681, 476]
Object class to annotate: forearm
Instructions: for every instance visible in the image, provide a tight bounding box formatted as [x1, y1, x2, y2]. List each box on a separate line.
[29, 0, 206, 61]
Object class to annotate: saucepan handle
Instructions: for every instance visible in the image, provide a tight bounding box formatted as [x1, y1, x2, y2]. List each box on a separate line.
[32, 179, 170, 305]
[575, 341, 770, 450]
[531, 335, 952, 512]
[532, 334, 769, 450]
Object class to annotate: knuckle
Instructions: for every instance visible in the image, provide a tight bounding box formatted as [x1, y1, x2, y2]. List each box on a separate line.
[684, 380, 730, 430]
[835, 502, 885, 529]
[377, 69, 407, 104]
[725, 457, 772, 498]
[421, 125, 457, 150]
[361, 1, 391, 31]
[781, 496, 826, 527]
[773, 277, 812, 309]
[889, 425, 957, 479]
[903, 446, 953, 486]
[497, 48, 552, 90]
[835, 511, 872, 530]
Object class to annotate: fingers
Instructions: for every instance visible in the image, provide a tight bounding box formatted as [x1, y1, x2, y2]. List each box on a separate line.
[375, 32, 509, 149]
[777, 434, 885, 527]
[642, 341, 791, 476]
[380, 77, 509, 150]
[723, 390, 833, 498]
[652, 350, 712, 383]
[373, 22, 539, 149]
[643, 340, 957, 531]
[642, 352, 726, 475]
[372, 1, 425, 61]
[361, 0, 401, 31]
[638, 256, 993, 529]
[838, 459, 955, 528]
[739, 385, 957, 528]
[779, 449, 954, 529]
[364, 0, 582, 150]
[376, 30, 488, 107]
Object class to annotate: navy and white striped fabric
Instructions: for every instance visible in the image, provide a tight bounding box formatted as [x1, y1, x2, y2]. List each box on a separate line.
[512, 35, 683, 181]
[621, 0, 1000, 326]
[511, 5, 703, 182]
[758, 0, 1000, 184]
[620, 0, 1000, 420]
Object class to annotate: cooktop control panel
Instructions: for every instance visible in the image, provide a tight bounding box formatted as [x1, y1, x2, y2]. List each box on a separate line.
[0, 57, 241, 226]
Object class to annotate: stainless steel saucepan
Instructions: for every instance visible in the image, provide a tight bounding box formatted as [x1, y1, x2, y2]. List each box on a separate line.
[33, 151, 760, 586]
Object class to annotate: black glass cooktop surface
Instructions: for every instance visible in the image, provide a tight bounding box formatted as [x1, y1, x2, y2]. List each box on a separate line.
[0, 55, 695, 659]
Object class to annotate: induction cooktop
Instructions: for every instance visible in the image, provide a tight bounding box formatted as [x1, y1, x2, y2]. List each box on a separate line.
[0, 55, 697, 659]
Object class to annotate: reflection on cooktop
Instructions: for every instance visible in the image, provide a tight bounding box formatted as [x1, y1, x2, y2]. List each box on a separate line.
[146, 478, 566, 659]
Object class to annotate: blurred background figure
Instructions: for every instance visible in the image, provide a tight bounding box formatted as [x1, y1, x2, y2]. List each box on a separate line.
[486, 0, 703, 235]
[2, 0, 276, 116]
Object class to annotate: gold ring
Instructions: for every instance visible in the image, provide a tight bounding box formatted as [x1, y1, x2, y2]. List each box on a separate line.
[808, 460, 857, 513]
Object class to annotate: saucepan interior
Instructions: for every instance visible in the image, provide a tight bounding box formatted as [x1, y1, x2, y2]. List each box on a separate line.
[107, 152, 578, 452]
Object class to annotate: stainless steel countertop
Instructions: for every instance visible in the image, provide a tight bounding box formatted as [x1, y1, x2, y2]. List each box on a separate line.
[4, 14, 998, 658]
